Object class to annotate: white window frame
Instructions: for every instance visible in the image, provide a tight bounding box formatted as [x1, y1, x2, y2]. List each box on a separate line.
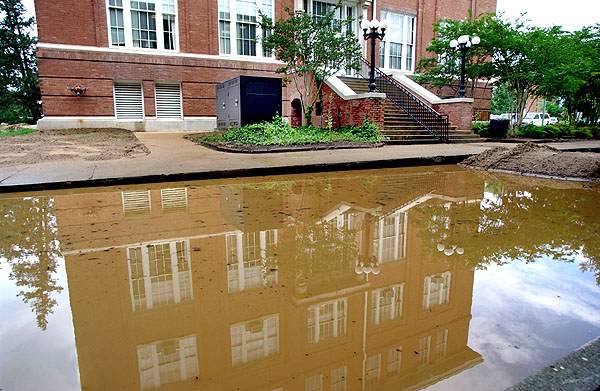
[379, 10, 416, 72]
[370, 283, 404, 325]
[218, 0, 274, 58]
[230, 314, 279, 366]
[106, 0, 179, 52]
[422, 271, 451, 310]
[307, 297, 347, 343]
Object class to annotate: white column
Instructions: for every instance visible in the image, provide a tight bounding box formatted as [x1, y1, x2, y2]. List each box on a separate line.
[151, 344, 161, 388]
[378, 218, 384, 262]
[237, 232, 244, 291]
[170, 242, 181, 304]
[142, 247, 153, 309]
[393, 215, 400, 260]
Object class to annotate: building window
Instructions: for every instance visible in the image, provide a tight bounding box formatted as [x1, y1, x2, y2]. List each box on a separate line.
[122, 189, 151, 214]
[127, 240, 193, 311]
[226, 229, 278, 293]
[379, 11, 415, 72]
[308, 298, 347, 343]
[160, 187, 187, 212]
[108, 0, 126, 46]
[370, 283, 404, 325]
[372, 212, 406, 263]
[218, 0, 273, 58]
[387, 346, 402, 378]
[106, 0, 178, 51]
[230, 314, 279, 365]
[137, 335, 198, 390]
[423, 271, 451, 310]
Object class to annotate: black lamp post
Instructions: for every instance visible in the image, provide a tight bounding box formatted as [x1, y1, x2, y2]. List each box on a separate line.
[449, 35, 480, 98]
[361, 18, 388, 93]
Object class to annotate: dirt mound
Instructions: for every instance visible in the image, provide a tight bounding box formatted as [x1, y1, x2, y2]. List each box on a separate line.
[0, 128, 150, 166]
[460, 142, 600, 181]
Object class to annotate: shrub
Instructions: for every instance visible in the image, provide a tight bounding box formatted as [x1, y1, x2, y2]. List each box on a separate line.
[205, 115, 384, 146]
[471, 122, 490, 137]
[572, 127, 593, 139]
[518, 124, 546, 138]
[585, 126, 600, 139]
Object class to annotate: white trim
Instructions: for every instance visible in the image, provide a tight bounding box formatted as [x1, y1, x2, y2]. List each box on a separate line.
[105, 0, 180, 52]
[36, 42, 284, 64]
[325, 75, 386, 100]
[390, 74, 474, 105]
[37, 116, 217, 131]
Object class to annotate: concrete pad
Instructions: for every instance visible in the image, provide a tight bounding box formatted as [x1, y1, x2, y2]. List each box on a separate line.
[0, 132, 599, 193]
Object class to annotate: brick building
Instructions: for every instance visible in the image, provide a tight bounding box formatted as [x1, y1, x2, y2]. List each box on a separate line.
[34, 0, 496, 131]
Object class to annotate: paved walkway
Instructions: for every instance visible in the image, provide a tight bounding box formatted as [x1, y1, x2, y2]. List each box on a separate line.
[1, 133, 599, 192]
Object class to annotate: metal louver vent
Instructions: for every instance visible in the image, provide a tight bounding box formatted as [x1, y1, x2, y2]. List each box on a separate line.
[161, 187, 188, 211]
[155, 83, 182, 119]
[114, 82, 144, 119]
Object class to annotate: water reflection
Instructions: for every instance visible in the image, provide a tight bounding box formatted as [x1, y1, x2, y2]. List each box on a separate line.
[1, 166, 599, 391]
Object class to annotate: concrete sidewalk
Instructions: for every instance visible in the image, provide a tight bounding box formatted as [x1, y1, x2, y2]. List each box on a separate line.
[1, 132, 599, 192]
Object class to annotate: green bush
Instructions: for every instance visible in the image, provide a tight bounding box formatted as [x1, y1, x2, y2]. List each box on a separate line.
[471, 122, 490, 137]
[517, 124, 546, 138]
[572, 127, 593, 139]
[585, 126, 600, 139]
[205, 115, 385, 146]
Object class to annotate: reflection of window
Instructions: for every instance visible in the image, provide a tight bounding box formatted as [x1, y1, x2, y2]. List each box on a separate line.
[226, 229, 278, 293]
[137, 335, 198, 390]
[418, 336, 430, 366]
[371, 283, 403, 325]
[160, 187, 187, 211]
[122, 190, 151, 214]
[305, 374, 323, 391]
[387, 346, 402, 378]
[308, 298, 347, 343]
[331, 366, 347, 391]
[230, 314, 279, 365]
[372, 212, 406, 263]
[435, 329, 448, 360]
[127, 240, 193, 311]
[365, 354, 381, 386]
[422, 271, 451, 310]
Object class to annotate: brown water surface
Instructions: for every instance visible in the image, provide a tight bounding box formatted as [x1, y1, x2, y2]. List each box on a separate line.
[1, 166, 599, 391]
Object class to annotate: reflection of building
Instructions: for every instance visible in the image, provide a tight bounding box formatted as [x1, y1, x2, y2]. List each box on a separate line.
[54, 168, 484, 391]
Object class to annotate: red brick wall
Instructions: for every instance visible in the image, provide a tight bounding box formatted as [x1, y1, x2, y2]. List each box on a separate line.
[37, 47, 291, 118]
[316, 84, 385, 129]
[432, 101, 473, 131]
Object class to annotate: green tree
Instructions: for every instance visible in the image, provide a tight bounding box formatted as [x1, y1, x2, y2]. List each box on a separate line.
[491, 81, 516, 114]
[0, 197, 63, 330]
[259, 4, 361, 124]
[0, 0, 42, 123]
[416, 12, 494, 100]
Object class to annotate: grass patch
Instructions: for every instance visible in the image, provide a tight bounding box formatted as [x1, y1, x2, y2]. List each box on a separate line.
[205, 115, 386, 146]
[0, 128, 36, 136]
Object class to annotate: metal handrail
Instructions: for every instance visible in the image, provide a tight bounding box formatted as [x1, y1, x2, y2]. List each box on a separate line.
[357, 57, 449, 142]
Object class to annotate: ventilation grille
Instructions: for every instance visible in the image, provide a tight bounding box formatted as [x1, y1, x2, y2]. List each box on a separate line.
[122, 190, 151, 215]
[155, 83, 182, 119]
[114, 82, 144, 119]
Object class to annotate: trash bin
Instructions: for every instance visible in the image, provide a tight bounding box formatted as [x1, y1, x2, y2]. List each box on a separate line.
[489, 119, 509, 138]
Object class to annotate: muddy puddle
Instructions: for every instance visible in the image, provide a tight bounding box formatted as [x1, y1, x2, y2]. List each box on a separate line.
[1, 165, 599, 391]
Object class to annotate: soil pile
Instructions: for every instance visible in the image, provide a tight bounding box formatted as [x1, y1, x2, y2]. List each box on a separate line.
[0, 128, 150, 166]
[460, 142, 600, 181]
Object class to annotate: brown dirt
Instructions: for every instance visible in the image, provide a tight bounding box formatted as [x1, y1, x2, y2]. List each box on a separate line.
[460, 142, 600, 181]
[0, 127, 150, 166]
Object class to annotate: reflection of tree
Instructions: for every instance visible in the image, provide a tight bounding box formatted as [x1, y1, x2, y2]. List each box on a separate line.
[0, 197, 63, 330]
[267, 214, 360, 290]
[411, 182, 600, 285]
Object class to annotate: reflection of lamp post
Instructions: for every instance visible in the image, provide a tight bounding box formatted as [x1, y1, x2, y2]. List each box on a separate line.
[361, 18, 388, 92]
[436, 243, 464, 257]
[449, 35, 480, 98]
[355, 255, 380, 280]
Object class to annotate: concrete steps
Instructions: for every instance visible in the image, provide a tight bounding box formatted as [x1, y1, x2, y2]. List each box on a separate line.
[338, 77, 480, 144]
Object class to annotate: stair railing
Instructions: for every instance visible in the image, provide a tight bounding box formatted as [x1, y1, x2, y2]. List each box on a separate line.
[357, 57, 450, 143]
